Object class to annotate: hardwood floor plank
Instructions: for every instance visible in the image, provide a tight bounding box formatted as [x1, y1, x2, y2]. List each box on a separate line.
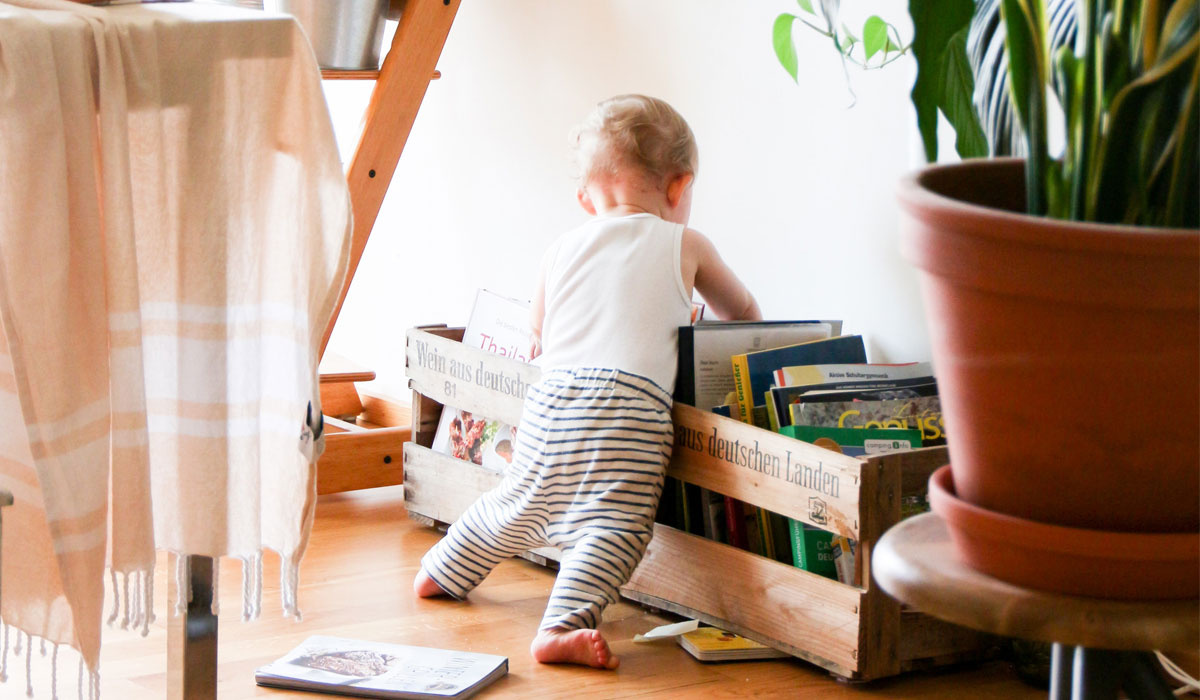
[50, 486, 1043, 699]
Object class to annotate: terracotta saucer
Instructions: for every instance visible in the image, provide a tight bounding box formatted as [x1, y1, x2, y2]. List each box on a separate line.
[928, 465, 1200, 601]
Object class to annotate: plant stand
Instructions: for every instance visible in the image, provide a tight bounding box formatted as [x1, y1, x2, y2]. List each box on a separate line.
[872, 513, 1200, 699]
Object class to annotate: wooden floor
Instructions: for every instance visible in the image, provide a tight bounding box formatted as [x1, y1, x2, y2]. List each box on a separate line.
[77, 486, 1043, 699]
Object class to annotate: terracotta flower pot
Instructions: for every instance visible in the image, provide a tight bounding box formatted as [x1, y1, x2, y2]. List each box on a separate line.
[897, 159, 1199, 597]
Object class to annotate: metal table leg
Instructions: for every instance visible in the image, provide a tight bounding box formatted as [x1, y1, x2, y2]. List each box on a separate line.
[169, 554, 218, 700]
[1073, 647, 1121, 700]
[1122, 652, 1176, 700]
[1050, 643, 1073, 700]
[1049, 644, 1176, 700]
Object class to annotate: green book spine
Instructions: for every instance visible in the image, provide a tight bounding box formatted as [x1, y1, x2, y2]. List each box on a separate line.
[788, 519, 837, 579]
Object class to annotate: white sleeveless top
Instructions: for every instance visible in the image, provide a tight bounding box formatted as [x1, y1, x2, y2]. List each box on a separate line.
[537, 213, 694, 393]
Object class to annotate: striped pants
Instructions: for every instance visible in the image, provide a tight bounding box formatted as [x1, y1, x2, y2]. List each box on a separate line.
[421, 367, 673, 631]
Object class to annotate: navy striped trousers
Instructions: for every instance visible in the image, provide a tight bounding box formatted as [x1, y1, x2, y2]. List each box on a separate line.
[421, 367, 673, 631]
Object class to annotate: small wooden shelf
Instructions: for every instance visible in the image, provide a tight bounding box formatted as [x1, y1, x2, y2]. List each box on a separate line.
[402, 326, 991, 681]
[316, 352, 409, 495]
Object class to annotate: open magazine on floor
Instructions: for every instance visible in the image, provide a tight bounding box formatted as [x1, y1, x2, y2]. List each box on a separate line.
[255, 635, 508, 699]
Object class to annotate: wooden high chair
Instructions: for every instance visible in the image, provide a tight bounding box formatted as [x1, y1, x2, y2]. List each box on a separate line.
[309, 0, 461, 496]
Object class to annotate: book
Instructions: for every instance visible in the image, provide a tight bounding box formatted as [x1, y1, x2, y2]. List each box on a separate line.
[759, 508, 793, 564]
[723, 497, 748, 550]
[779, 424, 923, 457]
[781, 425, 922, 582]
[680, 479, 705, 536]
[255, 635, 508, 699]
[789, 395, 946, 446]
[773, 361, 933, 390]
[700, 488, 728, 543]
[677, 627, 788, 662]
[430, 289, 531, 472]
[767, 376, 938, 431]
[730, 335, 868, 424]
[788, 380, 939, 404]
[788, 520, 837, 579]
[830, 535, 857, 586]
[675, 320, 841, 410]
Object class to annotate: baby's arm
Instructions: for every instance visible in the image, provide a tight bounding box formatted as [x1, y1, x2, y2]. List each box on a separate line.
[529, 248, 550, 360]
[681, 228, 762, 321]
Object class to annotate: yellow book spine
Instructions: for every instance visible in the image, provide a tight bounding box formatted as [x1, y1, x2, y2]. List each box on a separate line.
[758, 507, 775, 559]
[730, 353, 754, 424]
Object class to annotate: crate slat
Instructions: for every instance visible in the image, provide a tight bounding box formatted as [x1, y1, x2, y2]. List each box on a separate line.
[403, 443, 563, 564]
[406, 327, 535, 426]
[670, 403, 865, 539]
[403, 443, 503, 524]
[625, 523, 863, 674]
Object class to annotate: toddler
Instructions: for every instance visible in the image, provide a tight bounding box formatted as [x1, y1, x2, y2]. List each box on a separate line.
[414, 94, 761, 669]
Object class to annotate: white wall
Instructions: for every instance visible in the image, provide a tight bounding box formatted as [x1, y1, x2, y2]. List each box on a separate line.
[323, 0, 938, 400]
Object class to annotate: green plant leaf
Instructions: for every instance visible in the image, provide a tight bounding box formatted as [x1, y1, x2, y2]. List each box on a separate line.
[1164, 64, 1199, 227]
[774, 13, 801, 82]
[938, 27, 990, 158]
[1159, 0, 1199, 61]
[1092, 21, 1199, 225]
[999, 0, 1050, 215]
[864, 16, 888, 60]
[797, 0, 815, 14]
[909, 0, 977, 161]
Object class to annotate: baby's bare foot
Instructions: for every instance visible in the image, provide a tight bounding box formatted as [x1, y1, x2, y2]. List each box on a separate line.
[413, 568, 450, 598]
[530, 627, 620, 670]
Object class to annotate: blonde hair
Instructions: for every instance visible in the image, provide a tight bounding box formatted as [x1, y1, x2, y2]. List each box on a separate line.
[571, 94, 698, 187]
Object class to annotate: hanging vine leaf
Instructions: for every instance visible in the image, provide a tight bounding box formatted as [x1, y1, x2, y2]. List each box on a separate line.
[774, 14, 801, 82]
[864, 16, 889, 60]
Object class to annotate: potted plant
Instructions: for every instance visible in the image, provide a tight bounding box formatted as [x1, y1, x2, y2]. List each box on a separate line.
[775, 0, 1198, 600]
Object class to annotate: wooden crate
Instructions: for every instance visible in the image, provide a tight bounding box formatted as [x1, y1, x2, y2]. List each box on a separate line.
[403, 326, 989, 680]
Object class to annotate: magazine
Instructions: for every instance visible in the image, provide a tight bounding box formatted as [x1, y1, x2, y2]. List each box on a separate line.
[675, 320, 841, 410]
[430, 289, 531, 472]
[255, 636, 508, 699]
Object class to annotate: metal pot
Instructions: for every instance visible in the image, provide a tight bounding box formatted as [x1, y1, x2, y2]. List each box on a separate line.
[267, 0, 389, 70]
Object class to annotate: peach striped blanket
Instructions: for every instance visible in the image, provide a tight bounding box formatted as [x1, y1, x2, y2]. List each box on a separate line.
[0, 1, 351, 696]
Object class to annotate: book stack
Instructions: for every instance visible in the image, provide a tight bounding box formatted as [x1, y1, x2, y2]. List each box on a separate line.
[665, 320, 845, 553]
[771, 360, 940, 585]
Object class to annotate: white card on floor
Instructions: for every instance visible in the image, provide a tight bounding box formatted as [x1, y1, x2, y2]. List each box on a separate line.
[633, 619, 699, 643]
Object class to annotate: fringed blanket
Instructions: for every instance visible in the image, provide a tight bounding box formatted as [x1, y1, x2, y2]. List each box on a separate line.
[0, 0, 352, 696]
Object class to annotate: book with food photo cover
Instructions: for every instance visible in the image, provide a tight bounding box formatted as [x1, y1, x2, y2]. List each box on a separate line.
[430, 289, 532, 472]
[255, 636, 508, 699]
